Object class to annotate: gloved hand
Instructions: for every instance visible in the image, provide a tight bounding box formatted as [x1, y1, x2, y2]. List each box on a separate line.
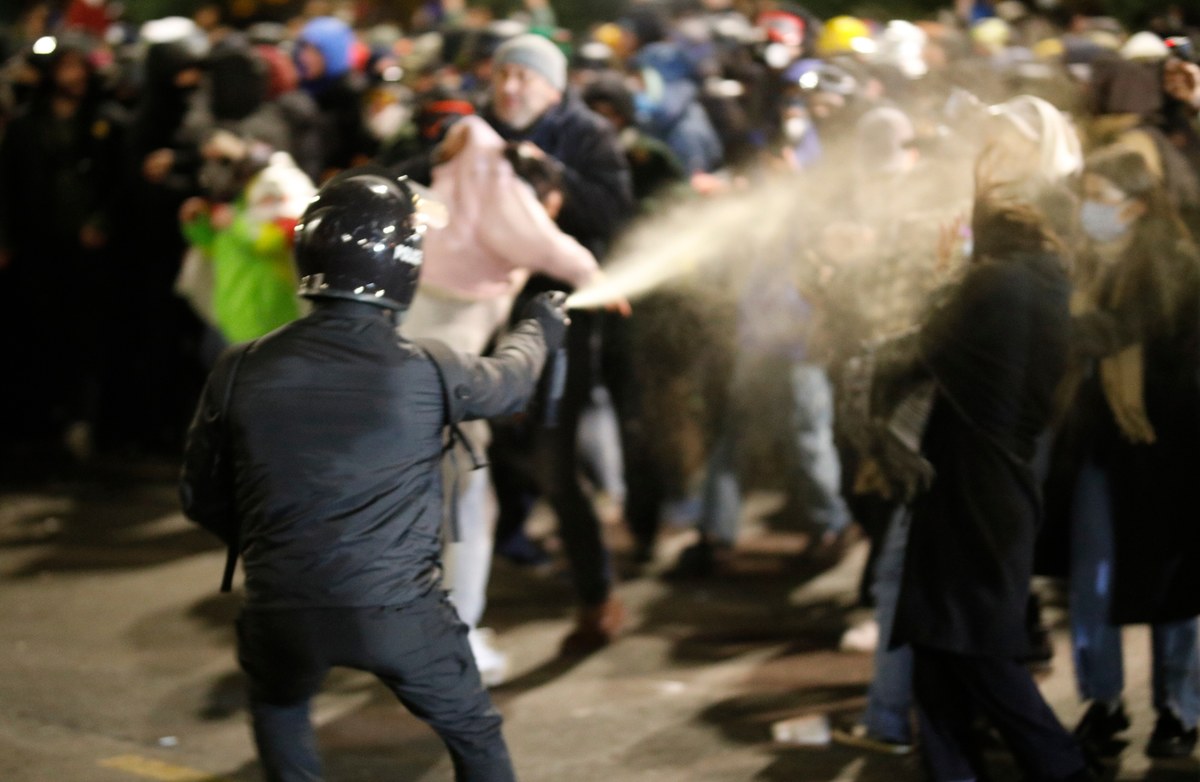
[876, 425, 936, 503]
[522, 291, 570, 352]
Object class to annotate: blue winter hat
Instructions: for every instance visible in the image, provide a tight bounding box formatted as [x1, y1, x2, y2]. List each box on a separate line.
[493, 33, 567, 92]
[297, 16, 354, 80]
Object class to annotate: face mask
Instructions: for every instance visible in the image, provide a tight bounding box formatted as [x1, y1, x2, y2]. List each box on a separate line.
[368, 103, 410, 142]
[784, 114, 811, 144]
[1080, 200, 1132, 244]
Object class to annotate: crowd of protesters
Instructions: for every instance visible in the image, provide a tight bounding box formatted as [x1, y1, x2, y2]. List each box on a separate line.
[5, 0, 1200, 778]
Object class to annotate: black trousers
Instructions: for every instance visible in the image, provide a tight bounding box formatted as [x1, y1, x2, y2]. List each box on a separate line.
[489, 310, 615, 606]
[236, 591, 515, 782]
[913, 645, 1087, 782]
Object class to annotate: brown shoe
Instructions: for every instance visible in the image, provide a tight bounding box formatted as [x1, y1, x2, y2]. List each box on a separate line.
[559, 596, 626, 656]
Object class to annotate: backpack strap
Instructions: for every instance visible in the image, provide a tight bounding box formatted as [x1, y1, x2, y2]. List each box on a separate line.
[414, 338, 487, 543]
[215, 340, 256, 593]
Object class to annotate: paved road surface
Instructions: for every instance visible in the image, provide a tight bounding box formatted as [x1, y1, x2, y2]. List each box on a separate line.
[0, 468, 1196, 782]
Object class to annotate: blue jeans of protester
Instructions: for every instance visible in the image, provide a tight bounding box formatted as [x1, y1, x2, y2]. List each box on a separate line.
[1069, 460, 1200, 726]
[791, 364, 852, 534]
[864, 507, 914, 743]
[700, 362, 851, 544]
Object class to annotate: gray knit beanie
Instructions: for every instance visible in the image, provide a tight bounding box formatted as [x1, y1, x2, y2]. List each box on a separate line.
[493, 34, 567, 92]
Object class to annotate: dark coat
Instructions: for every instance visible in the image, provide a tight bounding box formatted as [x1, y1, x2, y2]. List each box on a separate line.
[308, 73, 376, 174]
[0, 89, 124, 258]
[122, 41, 207, 279]
[894, 252, 1071, 657]
[180, 300, 548, 609]
[1045, 222, 1200, 624]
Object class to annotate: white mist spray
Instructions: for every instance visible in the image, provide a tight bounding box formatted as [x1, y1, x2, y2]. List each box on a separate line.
[565, 173, 820, 310]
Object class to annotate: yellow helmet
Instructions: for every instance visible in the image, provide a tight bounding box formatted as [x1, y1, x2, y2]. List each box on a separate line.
[817, 16, 874, 57]
[593, 22, 624, 52]
[1031, 37, 1064, 61]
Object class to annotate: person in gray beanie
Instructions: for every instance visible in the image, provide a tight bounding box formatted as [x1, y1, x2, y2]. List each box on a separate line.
[472, 32, 635, 655]
[494, 33, 568, 94]
[488, 33, 566, 133]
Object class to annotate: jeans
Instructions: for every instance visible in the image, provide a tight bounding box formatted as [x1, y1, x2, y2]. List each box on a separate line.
[699, 361, 851, 544]
[577, 385, 626, 502]
[864, 508, 914, 743]
[1069, 460, 1200, 726]
[789, 364, 851, 535]
[699, 428, 741, 545]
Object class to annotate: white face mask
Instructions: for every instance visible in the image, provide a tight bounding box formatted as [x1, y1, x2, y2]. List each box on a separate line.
[367, 102, 411, 142]
[1080, 199, 1133, 244]
[784, 114, 811, 144]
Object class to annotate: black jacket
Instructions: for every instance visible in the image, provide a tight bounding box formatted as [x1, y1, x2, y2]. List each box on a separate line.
[180, 300, 549, 609]
[0, 88, 124, 257]
[309, 74, 376, 174]
[894, 252, 1071, 657]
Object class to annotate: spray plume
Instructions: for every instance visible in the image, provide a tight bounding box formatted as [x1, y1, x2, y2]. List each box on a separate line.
[566, 173, 826, 310]
[565, 157, 976, 350]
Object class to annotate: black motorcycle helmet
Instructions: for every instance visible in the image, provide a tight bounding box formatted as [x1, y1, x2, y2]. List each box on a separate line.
[294, 169, 445, 311]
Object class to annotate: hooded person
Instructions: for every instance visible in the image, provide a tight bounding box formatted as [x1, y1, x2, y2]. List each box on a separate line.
[987, 95, 1083, 190]
[855, 105, 918, 176]
[780, 57, 864, 168]
[583, 73, 688, 209]
[199, 35, 293, 203]
[253, 42, 322, 182]
[632, 41, 725, 175]
[848, 104, 969, 252]
[294, 16, 375, 176]
[131, 20, 208, 165]
[179, 151, 315, 350]
[891, 198, 1093, 781]
[111, 22, 215, 453]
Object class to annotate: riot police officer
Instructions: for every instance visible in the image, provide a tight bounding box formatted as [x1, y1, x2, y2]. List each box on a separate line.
[181, 170, 567, 782]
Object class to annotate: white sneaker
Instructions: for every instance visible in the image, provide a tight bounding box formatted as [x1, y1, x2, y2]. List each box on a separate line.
[839, 618, 879, 653]
[468, 628, 509, 687]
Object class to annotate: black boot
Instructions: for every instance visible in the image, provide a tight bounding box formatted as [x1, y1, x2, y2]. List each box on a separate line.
[1073, 700, 1129, 757]
[1146, 710, 1198, 758]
